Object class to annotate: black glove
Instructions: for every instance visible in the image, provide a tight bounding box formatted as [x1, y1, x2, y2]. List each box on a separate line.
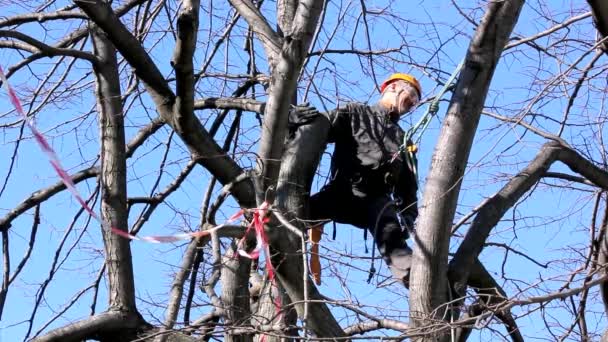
[288, 103, 321, 138]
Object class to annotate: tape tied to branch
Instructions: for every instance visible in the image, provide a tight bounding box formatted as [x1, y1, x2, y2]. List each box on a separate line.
[0, 66, 265, 248]
[1, 64, 282, 318]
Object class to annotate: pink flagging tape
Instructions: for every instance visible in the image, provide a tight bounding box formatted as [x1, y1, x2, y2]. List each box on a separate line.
[1, 66, 106, 223]
[237, 201, 282, 327]
[1, 65, 281, 313]
[238, 202, 273, 274]
[0, 66, 250, 244]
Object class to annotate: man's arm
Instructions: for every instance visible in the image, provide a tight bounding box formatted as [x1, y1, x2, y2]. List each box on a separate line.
[288, 103, 347, 143]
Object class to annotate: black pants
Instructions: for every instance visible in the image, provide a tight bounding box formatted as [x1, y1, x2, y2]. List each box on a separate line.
[309, 183, 411, 279]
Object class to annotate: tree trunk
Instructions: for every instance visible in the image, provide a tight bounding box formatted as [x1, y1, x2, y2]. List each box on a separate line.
[276, 0, 297, 37]
[408, 1, 524, 340]
[91, 24, 148, 342]
[92, 25, 137, 313]
[255, 0, 324, 202]
[249, 0, 344, 337]
[221, 242, 253, 342]
[274, 115, 345, 337]
[252, 280, 297, 341]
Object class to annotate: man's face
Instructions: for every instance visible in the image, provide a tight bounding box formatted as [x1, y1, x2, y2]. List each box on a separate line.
[386, 80, 420, 115]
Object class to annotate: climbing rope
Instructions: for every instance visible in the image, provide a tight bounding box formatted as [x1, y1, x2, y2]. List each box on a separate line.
[401, 58, 466, 181]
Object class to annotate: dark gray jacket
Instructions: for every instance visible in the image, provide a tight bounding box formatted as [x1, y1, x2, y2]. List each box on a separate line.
[325, 102, 418, 223]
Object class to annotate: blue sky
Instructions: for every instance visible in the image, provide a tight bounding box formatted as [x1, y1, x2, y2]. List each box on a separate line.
[1, 0, 606, 340]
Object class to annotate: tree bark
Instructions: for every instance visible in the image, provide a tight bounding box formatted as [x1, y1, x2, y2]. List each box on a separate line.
[252, 280, 297, 342]
[92, 24, 137, 314]
[221, 243, 254, 342]
[450, 141, 608, 293]
[277, 0, 297, 37]
[32, 311, 143, 342]
[75, 0, 255, 208]
[230, 0, 342, 337]
[274, 115, 345, 337]
[408, 1, 523, 339]
[153, 3, 201, 337]
[601, 213, 608, 315]
[253, 2, 299, 338]
[88, 24, 153, 342]
[455, 259, 524, 342]
[587, 0, 608, 52]
[254, 0, 324, 202]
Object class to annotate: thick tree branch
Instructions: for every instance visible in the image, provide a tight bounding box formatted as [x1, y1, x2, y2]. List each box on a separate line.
[238, 5, 334, 335]
[91, 24, 137, 312]
[220, 243, 253, 342]
[456, 259, 524, 342]
[227, 0, 282, 62]
[587, 0, 608, 52]
[0, 230, 8, 321]
[277, 0, 297, 37]
[275, 115, 345, 337]
[0, 31, 96, 61]
[32, 310, 145, 342]
[74, 0, 255, 208]
[598, 204, 608, 318]
[344, 319, 409, 336]
[256, 0, 324, 201]
[172, 0, 199, 137]
[450, 140, 608, 295]
[194, 97, 265, 113]
[409, 0, 524, 332]
[558, 146, 608, 189]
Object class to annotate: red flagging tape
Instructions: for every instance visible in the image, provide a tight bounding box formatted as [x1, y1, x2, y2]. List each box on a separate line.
[0, 66, 256, 244]
[1, 64, 281, 316]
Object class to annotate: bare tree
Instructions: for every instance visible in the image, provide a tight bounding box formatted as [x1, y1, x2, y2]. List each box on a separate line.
[2, 0, 608, 341]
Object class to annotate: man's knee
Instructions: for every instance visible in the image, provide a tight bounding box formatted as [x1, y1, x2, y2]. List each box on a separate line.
[376, 220, 407, 248]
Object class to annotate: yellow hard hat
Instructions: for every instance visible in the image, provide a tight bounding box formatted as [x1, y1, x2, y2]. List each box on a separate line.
[380, 73, 422, 97]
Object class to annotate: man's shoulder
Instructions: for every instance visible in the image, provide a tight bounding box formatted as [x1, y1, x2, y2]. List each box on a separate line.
[337, 102, 376, 114]
[338, 102, 370, 111]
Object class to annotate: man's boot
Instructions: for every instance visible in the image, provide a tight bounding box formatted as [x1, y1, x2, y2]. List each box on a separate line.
[388, 244, 413, 288]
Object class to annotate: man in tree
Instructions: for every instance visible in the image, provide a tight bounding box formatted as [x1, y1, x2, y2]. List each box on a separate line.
[304, 73, 422, 287]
